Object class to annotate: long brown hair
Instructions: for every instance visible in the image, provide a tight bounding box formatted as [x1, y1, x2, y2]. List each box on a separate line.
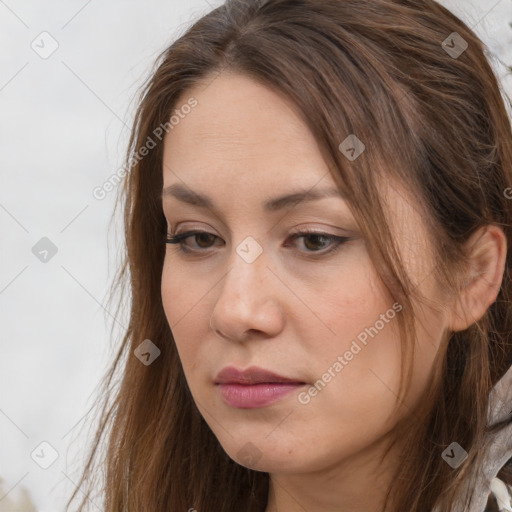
[68, 0, 512, 510]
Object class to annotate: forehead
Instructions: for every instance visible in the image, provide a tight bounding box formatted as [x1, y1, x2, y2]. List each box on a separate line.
[161, 73, 432, 258]
[162, 72, 332, 187]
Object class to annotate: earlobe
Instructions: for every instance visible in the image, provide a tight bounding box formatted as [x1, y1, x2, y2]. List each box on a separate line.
[448, 224, 507, 332]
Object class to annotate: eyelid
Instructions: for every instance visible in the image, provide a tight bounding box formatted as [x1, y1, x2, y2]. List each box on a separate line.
[166, 225, 350, 241]
[288, 225, 350, 237]
[165, 219, 353, 236]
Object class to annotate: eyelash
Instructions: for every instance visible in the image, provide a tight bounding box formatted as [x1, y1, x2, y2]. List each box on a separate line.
[164, 228, 352, 258]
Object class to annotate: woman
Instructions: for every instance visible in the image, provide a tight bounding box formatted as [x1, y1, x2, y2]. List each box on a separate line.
[69, 0, 512, 510]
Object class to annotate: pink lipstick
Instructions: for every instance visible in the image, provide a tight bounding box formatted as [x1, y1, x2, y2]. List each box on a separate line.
[214, 366, 306, 409]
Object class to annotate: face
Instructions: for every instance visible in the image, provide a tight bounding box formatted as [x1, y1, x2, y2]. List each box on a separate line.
[160, 72, 451, 474]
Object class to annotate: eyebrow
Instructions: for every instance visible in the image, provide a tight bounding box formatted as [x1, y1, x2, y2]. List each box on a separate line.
[161, 183, 345, 212]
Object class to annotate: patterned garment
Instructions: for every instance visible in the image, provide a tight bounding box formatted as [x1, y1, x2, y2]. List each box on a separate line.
[432, 364, 512, 512]
[484, 476, 512, 511]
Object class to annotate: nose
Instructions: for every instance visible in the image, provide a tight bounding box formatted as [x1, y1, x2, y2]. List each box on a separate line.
[209, 244, 285, 343]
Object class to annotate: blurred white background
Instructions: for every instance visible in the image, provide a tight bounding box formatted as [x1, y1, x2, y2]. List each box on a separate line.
[0, 0, 511, 510]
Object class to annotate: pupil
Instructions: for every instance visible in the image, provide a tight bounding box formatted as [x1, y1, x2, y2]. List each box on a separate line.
[305, 234, 326, 250]
[196, 233, 214, 247]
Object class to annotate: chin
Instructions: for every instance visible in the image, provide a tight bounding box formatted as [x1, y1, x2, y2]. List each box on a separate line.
[217, 435, 310, 473]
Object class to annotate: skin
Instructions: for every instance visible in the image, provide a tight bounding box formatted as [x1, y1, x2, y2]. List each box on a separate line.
[160, 72, 506, 512]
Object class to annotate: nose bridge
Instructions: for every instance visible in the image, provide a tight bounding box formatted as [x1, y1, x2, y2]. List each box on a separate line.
[222, 235, 269, 299]
[210, 234, 281, 337]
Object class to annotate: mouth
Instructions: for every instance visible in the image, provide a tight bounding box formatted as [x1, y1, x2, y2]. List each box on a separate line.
[214, 366, 307, 409]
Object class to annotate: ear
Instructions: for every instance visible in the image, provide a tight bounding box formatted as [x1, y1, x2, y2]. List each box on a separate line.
[448, 224, 507, 332]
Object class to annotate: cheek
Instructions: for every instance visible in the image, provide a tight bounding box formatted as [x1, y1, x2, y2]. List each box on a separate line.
[161, 259, 179, 325]
[301, 262, 404, 418]
[305, 269, 441, 435]
[315, 257, 395, 353]
[160, 258, 208, 374]
[161, 255, 211, 325]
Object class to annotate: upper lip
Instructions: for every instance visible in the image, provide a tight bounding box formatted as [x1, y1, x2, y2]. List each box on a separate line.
[214, 366, 305, 385]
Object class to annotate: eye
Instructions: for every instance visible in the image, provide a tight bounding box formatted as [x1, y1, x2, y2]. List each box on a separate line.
[165, 228, 353, 257]
[284, 229, 353, 257]
[165, 230, 221, 252]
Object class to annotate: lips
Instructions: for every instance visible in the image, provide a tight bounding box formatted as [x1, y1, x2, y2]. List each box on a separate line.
[214, 365, 306, 385]
[214, 366, 307, 409]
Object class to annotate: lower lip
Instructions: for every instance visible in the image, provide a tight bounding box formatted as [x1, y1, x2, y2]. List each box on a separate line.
[217, 383, 305, 409]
